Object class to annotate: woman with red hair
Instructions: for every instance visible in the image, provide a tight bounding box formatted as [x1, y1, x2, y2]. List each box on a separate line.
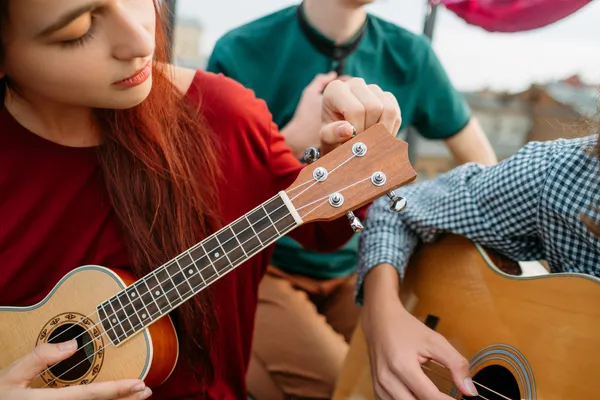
[0, 1, 401, 399]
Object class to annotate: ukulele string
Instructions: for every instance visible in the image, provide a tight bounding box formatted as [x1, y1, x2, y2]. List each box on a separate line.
[42, 181, 352, 388]
[297, 175, 373, 216]
[284, 152, 356, 195]
[298, 159, 412, 218]
[44, 152, 354, 348]
[40, 212, 300, 387]
[421, 363, 512, 400]
[281, 153, 357, 207]
[40, 155, 385, 386]
[46, 188, 298, 346]
[42, 193, 284, 343]
[283, 175, 315, 194]
[45, 157, 371, 354]
[43, 142, 363, 352]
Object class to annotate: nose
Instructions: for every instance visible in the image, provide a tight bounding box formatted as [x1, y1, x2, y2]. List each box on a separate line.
[108, 8, 155, 62]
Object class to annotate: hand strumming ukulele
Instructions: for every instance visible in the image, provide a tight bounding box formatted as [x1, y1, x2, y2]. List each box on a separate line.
[0, 123, 417, 389]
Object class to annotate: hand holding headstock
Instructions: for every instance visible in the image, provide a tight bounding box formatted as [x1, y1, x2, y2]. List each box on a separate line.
[285, 123, 417, 226]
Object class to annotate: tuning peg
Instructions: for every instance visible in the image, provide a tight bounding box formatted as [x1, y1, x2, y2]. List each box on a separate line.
[303, 147, 320, 164]
[387, 191, 407, 212]
[346, 211, 364, 233]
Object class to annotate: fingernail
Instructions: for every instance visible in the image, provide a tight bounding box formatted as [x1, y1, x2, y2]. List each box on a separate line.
[464, 377, 478, 396]
[58, 339, 77, 352]
[336, 123, 353, 137]
[132, 382, 145, 392]
[139, 387, 152, 399]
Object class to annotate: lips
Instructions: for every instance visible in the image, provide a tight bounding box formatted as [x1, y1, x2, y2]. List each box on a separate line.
[113, 61, 152, 87]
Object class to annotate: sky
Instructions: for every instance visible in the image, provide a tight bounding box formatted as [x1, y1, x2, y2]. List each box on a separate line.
[176, 0, 600, 92]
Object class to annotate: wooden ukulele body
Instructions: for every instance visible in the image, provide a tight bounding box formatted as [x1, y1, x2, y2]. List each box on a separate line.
[0, 124, 417, 391]
[334, 234, 600, 399]
[0, 266, 179, 388]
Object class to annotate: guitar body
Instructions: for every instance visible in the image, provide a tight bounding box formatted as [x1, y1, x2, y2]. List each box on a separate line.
[334, 235, 600, 399]
[0, 266, 179, 388]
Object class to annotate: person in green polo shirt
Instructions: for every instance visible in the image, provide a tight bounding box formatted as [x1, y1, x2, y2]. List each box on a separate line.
[207, 1, 497, 399]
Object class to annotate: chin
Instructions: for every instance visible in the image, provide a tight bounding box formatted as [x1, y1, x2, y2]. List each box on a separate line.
[107, 77, 154, 110]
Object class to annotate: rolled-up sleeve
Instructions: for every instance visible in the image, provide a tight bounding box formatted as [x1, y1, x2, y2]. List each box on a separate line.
[356, 140, 557, 304]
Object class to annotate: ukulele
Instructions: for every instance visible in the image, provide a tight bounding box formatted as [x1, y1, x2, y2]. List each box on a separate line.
[0, 123, 416, 389]
[333, 234, 600, 400]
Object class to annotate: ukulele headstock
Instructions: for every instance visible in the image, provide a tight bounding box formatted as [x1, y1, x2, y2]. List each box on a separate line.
[286, 123, 417, 223]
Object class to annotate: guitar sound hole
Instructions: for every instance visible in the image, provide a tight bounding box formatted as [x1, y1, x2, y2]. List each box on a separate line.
[461, 365, 520, 400]
[47, 323, 95, 381]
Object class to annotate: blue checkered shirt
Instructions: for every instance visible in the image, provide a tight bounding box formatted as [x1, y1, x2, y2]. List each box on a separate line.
[356, 135, 600, 304]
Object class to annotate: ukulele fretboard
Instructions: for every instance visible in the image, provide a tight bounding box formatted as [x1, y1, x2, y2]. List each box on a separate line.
[97, 193, 298, 345]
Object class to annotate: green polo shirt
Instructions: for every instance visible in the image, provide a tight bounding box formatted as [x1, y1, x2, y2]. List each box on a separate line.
[207, 5, 471, 279]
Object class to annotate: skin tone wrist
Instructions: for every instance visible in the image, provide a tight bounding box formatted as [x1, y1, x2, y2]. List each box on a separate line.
[363, 263, 403, 309]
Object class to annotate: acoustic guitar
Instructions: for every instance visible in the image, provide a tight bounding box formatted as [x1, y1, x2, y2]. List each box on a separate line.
[0, 123, 416, 390]
[333, 234, 600, 400]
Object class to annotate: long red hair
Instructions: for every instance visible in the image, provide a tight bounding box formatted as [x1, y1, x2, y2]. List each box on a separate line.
[0, 0, 221, 384]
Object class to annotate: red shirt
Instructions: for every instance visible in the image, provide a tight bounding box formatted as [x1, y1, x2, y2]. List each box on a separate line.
[0, 71, 359, 399]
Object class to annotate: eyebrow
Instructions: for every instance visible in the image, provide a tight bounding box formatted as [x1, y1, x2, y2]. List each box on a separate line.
[37, 2, 101, 37]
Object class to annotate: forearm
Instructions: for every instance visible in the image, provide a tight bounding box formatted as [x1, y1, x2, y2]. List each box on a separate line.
[356, 196, 419, 304]
[363, 263, 402, 307]
[445, 118, 497, 166]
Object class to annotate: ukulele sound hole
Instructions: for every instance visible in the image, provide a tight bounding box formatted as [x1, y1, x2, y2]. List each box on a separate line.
[461, 365, 520, 400]
[47, 323, 95, 381]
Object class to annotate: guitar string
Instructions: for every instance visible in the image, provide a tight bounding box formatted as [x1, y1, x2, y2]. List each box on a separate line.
[428, 358, 513, 400]
[42, 153, 370, 366]
[421, 363, 512, 400]
[41, 161, 369, 387]
[41, 215, 300, 388]
[44, 150, 357, 349]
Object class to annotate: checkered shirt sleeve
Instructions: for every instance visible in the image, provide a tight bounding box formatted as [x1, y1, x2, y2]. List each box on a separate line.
[356, 136, 600, 304]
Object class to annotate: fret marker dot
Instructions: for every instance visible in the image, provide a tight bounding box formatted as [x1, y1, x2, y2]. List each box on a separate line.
[112, 318, 117, 323]
[142, 314, 147, 319]
[130, 292, 136, 297]
[214, 252, 220, 258]
[188, 269, 193, 274]
[155, 290, 160, 296]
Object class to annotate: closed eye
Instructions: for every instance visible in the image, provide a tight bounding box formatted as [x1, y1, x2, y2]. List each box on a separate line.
[61, 16, 98, 49]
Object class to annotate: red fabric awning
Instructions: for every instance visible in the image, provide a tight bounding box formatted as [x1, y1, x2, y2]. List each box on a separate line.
[440, 0, 593, 32]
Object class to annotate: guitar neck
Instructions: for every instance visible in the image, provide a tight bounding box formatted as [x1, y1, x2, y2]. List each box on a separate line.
[96, 191, 302, 346]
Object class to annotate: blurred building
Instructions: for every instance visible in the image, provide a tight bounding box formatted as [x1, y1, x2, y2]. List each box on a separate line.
[413, 75, 600, 179]
[515, 75, 599, 142]
[173, 17, 207, 70]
